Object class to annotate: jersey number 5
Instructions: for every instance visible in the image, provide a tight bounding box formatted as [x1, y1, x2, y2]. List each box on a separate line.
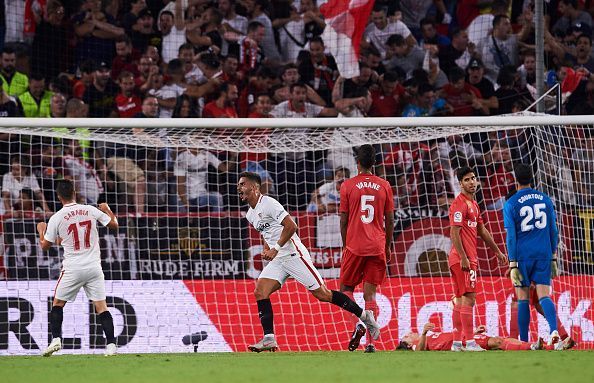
[67, 220, 92, 251]
[519, 203, 547, 232]
[360, 195, 375, 224]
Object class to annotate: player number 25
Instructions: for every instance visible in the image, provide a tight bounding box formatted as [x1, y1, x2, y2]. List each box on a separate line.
[519, 203, 547, 232]
[360, 195, 375, 224]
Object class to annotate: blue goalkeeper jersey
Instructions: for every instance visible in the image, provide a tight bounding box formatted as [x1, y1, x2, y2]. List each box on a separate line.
[503, 187, 559, 262]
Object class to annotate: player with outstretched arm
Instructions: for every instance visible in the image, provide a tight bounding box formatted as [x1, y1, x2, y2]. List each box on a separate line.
[237, 171, 380, 352]
[449, 166, 507, 351]
[504, 163, 561, 346]
[37, 179, 119, 357]
[339, 144, 394, 353]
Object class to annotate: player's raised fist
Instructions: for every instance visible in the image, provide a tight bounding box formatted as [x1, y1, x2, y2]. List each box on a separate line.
[422, 323, 435, 334]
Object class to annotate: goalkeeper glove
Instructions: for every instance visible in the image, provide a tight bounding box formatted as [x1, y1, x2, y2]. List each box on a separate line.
[551, 258, 559, 278]
[509, 261, 523, 287]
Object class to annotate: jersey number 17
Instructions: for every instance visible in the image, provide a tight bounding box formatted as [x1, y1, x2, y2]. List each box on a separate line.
[67, 220, 92, 251]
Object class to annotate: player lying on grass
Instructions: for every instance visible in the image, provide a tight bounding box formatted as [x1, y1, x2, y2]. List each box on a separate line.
[396, 323, 560, 351]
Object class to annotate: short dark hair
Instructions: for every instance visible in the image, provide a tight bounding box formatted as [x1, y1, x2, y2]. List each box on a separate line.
[248, 21, 265, 33]
[239, 171, 261, 185]
[115, 35, 132, 45]
[309, 36, 324, 46]
[383, 71, 400, 83]
[514, 163, 533, 186]
[56, 179, 75, 200]
[357, 144, 376, 169]
[289, 82, 307, 93]
[395, 341, 412, 351]
[493, 14, 509, 28]
[386, 34, 406, 47]
[335, 166, 351, 178]
[1, 46, 16, 55]
[456, 166, 475, 182]
[448, 67, 466, 83]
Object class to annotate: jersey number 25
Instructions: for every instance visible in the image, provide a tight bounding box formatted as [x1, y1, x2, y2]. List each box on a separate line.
[519, 203, 547, 232]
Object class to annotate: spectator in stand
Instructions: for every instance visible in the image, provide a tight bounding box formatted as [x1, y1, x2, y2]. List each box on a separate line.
[232, 21, 266, 76]
[247, 0, 281, 62]
[360, 46, 387, 75]
[438, 28, 473, 74]
[83, 61, 119, 118]
[238, 65, 278, 117]
[300, 0, 326, 43]
[19, 73, 53, 118]
[148, 59, 186, 118]
[62, 140, 103, 205]
[135, 55, 158, 94]
[399, 0, 450, 39]
[220, 0, 249, 57]
[440, 67, 487, 116]
[187, 5, 224, 53]
[203, 83, 239, 118]
[122, 0, 147, 34]
[363, 5, 416, 59]
[174, 148, 227, 212]
[402, 82, 450, 117]
[495, 65, 531, 114]
[134, 95, 159, 118]
[221, 54, 242, 88]
[31, 0, 69, 81]
[2, 155, 52, 217]
[272, 82, 337, 118]
[369, 71, 406, 117]
[159, 0, 186, 64]
[144, 45, 162, 67]
[115, 71, 142, 118]
[1, 47, 28, 97]
[307, 166, 350, 213]
[553, 0, 592, 37]
[567, 34, 594, 72]
[73, 60, 96, 99]
[298, 36, 338, 106]
[456, 0, 485, 30]
[466, 58, 499, 115]
[517, 51, 537, 88]
[111, 35, 141, 81]
[466, 0, 508, 47]
[478, 15, 519, 84]
[66, 98, 89, 117]
[129, 8, 157, 52]
[72, 0, 125, 66]
[384, 34, 425, 78]
[172, 94, 199, 118]
[248, 93, 273, 118]
[332, 64, 374, 117]
[419, 17, 451, 47]
[273, 63, 326, 106]
[49, 93, 67, 118]
[178, 44, 203, 85]
[0, 78, 23, 117]
[483, 141, 515, 210]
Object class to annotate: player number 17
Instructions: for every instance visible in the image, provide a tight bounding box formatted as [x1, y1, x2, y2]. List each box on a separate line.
[67, 220, 92, 251]
[360, 195, 375, 224]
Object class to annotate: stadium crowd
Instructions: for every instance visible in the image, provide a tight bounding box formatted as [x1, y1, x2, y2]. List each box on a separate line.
[0, 0, 593, 215]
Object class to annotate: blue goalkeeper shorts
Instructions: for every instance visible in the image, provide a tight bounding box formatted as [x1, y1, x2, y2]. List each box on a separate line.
[518, 259, 551, 287]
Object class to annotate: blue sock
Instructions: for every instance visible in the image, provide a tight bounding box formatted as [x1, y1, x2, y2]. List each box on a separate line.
[539, 296, 558, 333]
[518, 299, 530, 342]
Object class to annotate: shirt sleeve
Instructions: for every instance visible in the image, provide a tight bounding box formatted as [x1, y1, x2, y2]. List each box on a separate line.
[1, 173, 10, 193]
[206, 151, 222, 169]
[449, 200, 466, 227]
[267, 197, 289, 224]
[44, 215, 59, 244]
[90, 206, 112, 227]
[503, 201, 517, 262]
[29, 175, 41, 192]
[173, 151, 187, 177]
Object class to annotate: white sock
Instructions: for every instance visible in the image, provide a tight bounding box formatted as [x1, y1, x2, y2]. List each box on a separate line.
[359, 311, 367, 320]
[264, 333, 275, 339]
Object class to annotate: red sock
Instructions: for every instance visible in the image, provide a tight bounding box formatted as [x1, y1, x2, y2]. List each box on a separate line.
[453, 305, 462, 342]
[365, 300, 379, 345]
[557, 318, 568, 340]
[343, 291, 359, 327]
[501, 338, 531, 350]
[459, 305, 474, 343]
[510, 303, 519, 339]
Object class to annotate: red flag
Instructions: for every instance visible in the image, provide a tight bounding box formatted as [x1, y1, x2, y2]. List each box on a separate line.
[320, 0, 375, 79]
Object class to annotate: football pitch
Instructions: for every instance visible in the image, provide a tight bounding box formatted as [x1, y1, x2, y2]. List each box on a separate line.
[2, 351, 593, 383]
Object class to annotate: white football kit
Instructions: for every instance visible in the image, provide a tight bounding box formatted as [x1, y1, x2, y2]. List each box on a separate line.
[44, 203, 112, 301]
[246, 195, 323, 290]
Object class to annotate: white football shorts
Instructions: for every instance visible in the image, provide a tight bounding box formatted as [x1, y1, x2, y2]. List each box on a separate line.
[259, 252, 324, 290]
[54, 266, 107, 302]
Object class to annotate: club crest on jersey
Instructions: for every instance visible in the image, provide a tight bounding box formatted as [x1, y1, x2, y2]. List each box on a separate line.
[453, 211, 463, 223]
[256, 222, 270, 232]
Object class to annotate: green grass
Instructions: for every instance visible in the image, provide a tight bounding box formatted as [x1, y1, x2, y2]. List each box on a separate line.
[2, 351, 593, 383]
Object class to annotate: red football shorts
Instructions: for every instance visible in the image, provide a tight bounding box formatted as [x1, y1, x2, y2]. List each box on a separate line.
[339, 248, 386, 287]
[473, 334, 492, 350]
[450, 263, 477, 297]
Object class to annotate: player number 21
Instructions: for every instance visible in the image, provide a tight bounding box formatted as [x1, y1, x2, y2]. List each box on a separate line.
[360, 195, 375, 224]
[67, 220, 92, 251]
[519, 203, 547, 232]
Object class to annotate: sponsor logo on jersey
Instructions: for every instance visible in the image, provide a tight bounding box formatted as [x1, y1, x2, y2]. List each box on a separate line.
[453, 211, 463, 223]
[256, 222, 271, 232]
[467, 220, 478, 228]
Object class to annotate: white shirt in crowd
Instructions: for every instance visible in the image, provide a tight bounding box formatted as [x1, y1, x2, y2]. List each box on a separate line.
[270, 101, 323, 118]
[149, 83, 186, 118]
[245, 194, 308, 258]
[316, 182, 340, 207]
[221, 14, 249, 56]
[162, 26, 187, 63]
[45, 203, 111, 270]
[2, 172, 41, 201]
[364, 20, 412, 58]
[173, 149, 221, 199]
[63, 155, 104, 204]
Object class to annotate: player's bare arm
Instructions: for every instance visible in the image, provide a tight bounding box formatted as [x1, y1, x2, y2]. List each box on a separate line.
[417, 323, 435, 351]
[339, 212, 348, 249]
[450, 226, 470, 270]
[385, 210, 395, 263]
[261, 215, 297, 261]
[37, 222, 53, 251]
[477, 223, 507, 265]
[99, 203, 119, 230]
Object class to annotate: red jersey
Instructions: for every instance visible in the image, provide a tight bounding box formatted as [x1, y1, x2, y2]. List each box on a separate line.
[413, 331, 453, 351]
[448, 193, 483, 267]
[115, 94, 142, 118]
[339, 174, 394, 258]
[202, 101, 238, 118]
[441, 83, 482, 116]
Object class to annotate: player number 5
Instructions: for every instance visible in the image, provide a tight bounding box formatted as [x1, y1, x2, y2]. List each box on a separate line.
[519, 203, 547, 232]
[360, 195, 375, 224]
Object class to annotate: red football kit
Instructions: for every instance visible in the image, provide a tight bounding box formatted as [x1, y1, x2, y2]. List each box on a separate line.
[339, 173, 394, 286]
[449, 192, 483, 296]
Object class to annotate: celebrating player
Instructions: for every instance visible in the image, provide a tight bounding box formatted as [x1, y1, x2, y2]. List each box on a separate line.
[504, 163, 561, 345]
[37, 179, 119, 357]
[238, 172, 380, 352]
[339, 144, 394, 353]
[396, 322, 544, 351]
[449, 166, 507, 351]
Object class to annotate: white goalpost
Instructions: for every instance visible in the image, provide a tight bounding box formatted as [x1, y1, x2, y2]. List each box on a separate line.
[0, 115, 593, 354]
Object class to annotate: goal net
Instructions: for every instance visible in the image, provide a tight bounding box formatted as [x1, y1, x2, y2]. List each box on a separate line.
[0, 115, 593, 354]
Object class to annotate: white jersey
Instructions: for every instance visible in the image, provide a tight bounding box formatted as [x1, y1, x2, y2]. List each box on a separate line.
[45, 203, 111, 271]
[246, 195, 309, 258]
